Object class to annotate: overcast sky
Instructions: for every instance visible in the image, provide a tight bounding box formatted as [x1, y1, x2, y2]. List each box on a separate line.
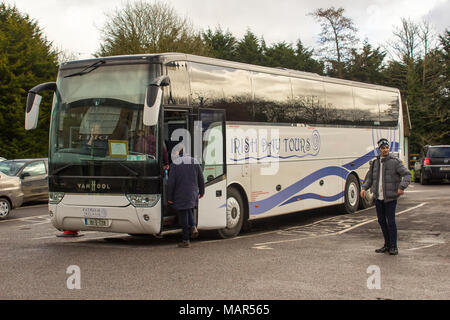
[5, 0, 450, 60]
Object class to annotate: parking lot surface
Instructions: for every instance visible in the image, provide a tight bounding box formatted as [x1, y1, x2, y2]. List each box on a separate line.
[0, 182, 448, 300]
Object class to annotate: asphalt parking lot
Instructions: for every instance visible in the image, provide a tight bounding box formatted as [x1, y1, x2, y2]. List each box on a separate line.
[0, 182, 448, 301]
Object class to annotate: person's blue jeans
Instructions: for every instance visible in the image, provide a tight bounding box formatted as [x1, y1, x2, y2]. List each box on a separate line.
[177, 208, 196, 242]
[375, 199, 398, 248]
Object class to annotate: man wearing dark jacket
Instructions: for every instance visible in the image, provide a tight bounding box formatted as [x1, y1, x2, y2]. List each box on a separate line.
[168, 153, 205, 248]
[361, 138, 411, 255]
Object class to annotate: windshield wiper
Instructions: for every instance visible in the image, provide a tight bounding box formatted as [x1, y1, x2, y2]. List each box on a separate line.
[118, 162, 139, 177]
[52, 163, 77, 175]
[64, 60, 106, 78]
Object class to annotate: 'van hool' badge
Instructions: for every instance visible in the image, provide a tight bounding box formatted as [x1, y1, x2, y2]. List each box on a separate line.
[77, 180, 111, 192]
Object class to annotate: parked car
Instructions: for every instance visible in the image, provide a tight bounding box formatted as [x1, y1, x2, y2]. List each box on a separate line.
[0, 157, 6, 162]
[0, 158, 49, 203]
[0, 171, 24, 218]
[414, 145, 450, 184]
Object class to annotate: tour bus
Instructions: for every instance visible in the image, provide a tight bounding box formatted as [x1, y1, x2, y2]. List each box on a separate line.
[25, 53, 404, 238]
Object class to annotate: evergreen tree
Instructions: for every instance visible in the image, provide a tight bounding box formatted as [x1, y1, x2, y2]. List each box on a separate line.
[344, 41, 386, 84]
[263, 41, 297, 69]
[202, 27, 237, 61]
[0, 3, 58, 159]
[235, 30, 265, 65]
[294, 40, 324, 74]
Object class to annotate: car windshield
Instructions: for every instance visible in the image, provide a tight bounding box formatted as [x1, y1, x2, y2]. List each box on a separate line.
[49, 62, 162, 177]
[0, 161, 26, 176]
[429, 147, 450, 158]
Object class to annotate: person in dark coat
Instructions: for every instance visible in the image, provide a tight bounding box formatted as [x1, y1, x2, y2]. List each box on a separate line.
[361, 138, 411, 255]
[167, 151, 205, 248]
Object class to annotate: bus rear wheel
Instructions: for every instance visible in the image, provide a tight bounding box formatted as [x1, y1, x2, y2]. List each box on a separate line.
[340, 175, 359, 214]
[217, 188, 244, 239]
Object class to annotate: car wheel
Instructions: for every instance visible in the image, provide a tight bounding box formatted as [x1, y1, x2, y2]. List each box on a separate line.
[414, 170, 420, 183]
[0, 198, 11, 219]
[340, 174, 360, 214]
[217, 188, 245, 239]
[420, 170, 428, 185]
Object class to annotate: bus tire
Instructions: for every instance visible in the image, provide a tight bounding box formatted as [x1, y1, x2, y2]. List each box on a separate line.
[217, 187, 244, 239]
[340, 174, 359, 214]
[0, 197, 11, 219]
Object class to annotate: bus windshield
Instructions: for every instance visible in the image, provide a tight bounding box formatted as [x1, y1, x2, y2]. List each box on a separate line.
[49, 63, 162, 178]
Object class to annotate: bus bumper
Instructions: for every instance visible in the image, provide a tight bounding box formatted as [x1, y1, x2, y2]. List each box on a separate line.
[49, 195, 162, 235]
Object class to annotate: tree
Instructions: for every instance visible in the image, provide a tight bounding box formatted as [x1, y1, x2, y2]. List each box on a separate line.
[385, 22, 449, 153]
[294, 40, 324, 74]
[344, 40, 386, 84]
[263, 41, 297, 68]
[262, 40, 323, 74]
[202, 26, 237, 61]
[96, 0, 207, 56]
[234, 29, 265, 65]
[309, 6, 358, 78]
[387, 18, 421, 63]
[0, 3, 58, 159]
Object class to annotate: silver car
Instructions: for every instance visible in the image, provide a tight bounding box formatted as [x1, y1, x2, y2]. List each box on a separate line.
[0, 158, 48, 209]
[0, 171, 23, 218]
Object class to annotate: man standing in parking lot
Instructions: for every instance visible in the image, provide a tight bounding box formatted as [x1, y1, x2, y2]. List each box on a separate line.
[361, 138, 412, 255]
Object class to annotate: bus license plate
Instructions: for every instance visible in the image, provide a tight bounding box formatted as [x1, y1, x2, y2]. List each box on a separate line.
[84, 218, 109, 227]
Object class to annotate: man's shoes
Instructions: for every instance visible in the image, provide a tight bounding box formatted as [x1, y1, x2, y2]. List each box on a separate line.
[375, 245, 389, 253]
[190, 226, 199, 239]
[177, 241, 191, 248]
[389, 247, 398, 255]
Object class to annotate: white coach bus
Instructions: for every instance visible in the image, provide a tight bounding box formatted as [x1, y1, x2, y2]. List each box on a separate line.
[25, 53, 404, 238]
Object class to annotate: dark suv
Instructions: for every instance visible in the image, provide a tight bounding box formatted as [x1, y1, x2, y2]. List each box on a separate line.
[415, 145, 450, 184]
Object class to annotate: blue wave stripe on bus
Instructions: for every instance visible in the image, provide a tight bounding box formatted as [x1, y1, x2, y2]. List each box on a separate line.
[342, 142, 399, 171]
[241, 142, 400, 216]
[229, 152, 318, 162]
[250, 166, 349, 215]
[342, 150, 376, 170]
[281, 191, 345, 206]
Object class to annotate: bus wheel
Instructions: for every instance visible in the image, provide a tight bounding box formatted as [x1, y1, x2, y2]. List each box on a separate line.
[340, 175, 359, 214]
[217, 188, 244, 239]
[0, 198, 11, 219]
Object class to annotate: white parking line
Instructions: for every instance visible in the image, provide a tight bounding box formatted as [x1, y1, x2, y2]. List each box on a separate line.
[253, 202, 428, 248]
[406, 243, 443, 251]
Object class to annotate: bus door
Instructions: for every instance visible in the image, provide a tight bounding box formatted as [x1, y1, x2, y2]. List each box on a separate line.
[161, 107, 192, 222]
[196, 109, 227, 230]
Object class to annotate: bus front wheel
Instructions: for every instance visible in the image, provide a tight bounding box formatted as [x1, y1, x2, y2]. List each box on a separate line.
[217, 188, 244, 239]
[340, 175, 360, 214]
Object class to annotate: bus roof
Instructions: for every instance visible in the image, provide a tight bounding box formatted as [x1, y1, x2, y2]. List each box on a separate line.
[60, 52, 400, 93]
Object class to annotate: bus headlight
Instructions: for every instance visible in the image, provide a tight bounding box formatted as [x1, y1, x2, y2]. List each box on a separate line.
[49, 192, 65, 204]
[126, 194, 160, 208]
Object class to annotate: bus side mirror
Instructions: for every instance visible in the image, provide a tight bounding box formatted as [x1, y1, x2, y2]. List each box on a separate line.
[143, 76, 170, 127]
[25, 82, 57, 130]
